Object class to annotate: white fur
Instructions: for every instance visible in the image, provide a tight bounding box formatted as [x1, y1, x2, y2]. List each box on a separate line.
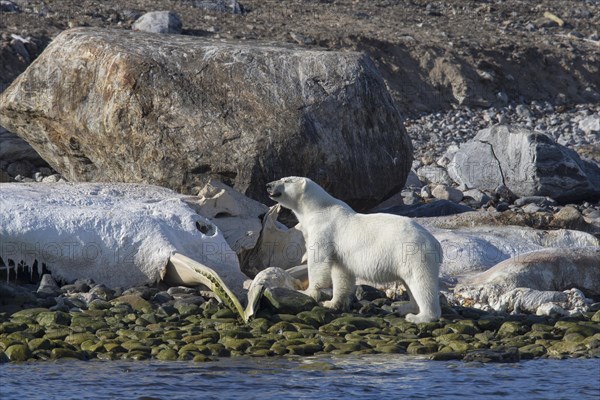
[267, 176, 442, 323]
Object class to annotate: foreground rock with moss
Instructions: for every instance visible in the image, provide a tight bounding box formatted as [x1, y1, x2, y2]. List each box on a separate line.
[1, 284, 598, 364]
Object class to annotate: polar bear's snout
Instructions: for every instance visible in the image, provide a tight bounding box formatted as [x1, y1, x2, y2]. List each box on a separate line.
[266, 181, 282, 198]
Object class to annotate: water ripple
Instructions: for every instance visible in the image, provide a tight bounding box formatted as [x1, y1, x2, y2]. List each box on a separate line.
[0, 355, 598, 400]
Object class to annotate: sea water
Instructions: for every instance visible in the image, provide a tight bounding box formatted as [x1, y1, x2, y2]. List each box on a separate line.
[1, 355, 599, 399]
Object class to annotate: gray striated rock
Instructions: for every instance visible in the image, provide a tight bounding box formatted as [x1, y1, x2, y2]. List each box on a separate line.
[132, 11, 182, 34]
[0, 28, 412, 210]
[448, 125, 600, 203]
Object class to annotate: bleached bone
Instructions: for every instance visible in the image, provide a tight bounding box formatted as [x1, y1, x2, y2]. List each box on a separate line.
[183, 180, 268, 276]
[0, 183, 248, 300]
[242, 204, 307, 276]
[164, 252, 249, 321]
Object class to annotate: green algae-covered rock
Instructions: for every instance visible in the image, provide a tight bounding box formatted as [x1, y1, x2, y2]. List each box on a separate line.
[220, 337, 251, 352]
[35, 311, 71, 327]
[28, 338, 54, 352]
[43, 328, 71, 340]
[518, 344, 546, 359]
[262, 288, 317, 315]
[430, 351, 462, 361]
[111, 295, 153, 312]
[0, 322, 28, 334]
[375, 343, 405, 354]
[65, 332, 96, 345]
[11, 308, 49, 321]
[156, 348, 178, 361]
[463, 347, 520, 363]
[51, 348, 86, 360]
[497, 321, 528, 338]
[447, 341, 471, 354]
[5, 344, 32, 361]
[407, 342, 438, 354]
[329, 316, 383, 330]
[286, 343, 323, 355]
[547, 341, 587, 357]
[267, 321, 297, 334]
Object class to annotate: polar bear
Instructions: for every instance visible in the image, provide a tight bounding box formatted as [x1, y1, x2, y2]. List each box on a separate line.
[266, 176, 442, 323]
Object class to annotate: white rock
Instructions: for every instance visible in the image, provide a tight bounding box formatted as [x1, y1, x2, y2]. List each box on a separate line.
[132, 11, 182, 34]
[42, 174, 61, 183]
[578, 114, 600, 134]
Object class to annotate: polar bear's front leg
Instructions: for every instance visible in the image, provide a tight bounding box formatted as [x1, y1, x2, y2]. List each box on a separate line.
[322, 264, 355, 311]
[301, 261, 332, 302]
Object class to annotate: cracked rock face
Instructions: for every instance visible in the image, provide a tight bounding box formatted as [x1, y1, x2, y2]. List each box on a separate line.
[0, 28, 412, 210]
[448, 125, 600, 203]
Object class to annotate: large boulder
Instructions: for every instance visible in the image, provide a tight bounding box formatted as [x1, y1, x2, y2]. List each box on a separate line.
[448, 125, 600, 203]
[0, 28, 412, 210]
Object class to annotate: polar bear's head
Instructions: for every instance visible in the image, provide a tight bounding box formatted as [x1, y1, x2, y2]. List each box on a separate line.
[266, 176, 309, 211]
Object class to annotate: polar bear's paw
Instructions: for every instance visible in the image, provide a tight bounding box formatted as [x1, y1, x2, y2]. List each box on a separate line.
[321, 298, 349, 312]
[405, 313, 435, 324]
[394, 302, 418, 316]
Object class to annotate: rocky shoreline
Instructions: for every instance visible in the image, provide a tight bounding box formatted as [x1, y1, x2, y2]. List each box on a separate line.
[1, 279, 599, 364]
[1, 0, 599, 366]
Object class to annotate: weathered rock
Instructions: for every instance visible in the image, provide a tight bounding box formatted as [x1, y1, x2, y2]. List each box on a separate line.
[431, 184, 463, 203]
[462, 189, 490, 207]
[132, 11, 182, 34]
[448, 125, 600, 203]
[416, 165, 454, 185]
[0, 28, 412, 210]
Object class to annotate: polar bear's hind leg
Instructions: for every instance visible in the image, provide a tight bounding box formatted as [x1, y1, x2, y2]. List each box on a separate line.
[403, 276, 441, 323]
